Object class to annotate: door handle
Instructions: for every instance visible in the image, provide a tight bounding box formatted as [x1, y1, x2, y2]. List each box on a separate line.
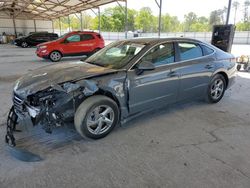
[168, 71, 179, 77]
[205, 64, 214, 69]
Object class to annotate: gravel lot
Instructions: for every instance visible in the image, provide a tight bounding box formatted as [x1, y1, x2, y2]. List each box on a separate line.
[0, 44, 250, 188]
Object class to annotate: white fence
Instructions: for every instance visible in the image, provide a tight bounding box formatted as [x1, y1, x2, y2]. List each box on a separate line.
[100, 31, 250, 44]
[1, 19, 250, 44]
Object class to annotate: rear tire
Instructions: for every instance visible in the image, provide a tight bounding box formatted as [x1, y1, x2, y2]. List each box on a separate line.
[206, 74, 226, 103]
[49, 51, 62, 62]
[74, 95, 119, 139]
[237, 64, 241, 71]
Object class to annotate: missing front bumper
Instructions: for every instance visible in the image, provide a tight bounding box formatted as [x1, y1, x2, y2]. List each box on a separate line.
[5, 106, 17, 147]
[5, 106, 43, 162]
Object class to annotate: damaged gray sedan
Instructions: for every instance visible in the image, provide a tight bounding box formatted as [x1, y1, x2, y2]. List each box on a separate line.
[6, 38, 237, 146]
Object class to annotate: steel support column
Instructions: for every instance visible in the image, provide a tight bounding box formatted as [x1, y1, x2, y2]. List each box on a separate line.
[116, 0, 128, 39]
[68, 15, 71, 31]
[125, 0, 128, 39]
[155, 0, 162, 37]
[59, 17, 62, 36]
[98, 7, 101, 33]
[226, 0, 232, 25]
[80, 12, 83, 31]
[52, 20, 54, 33]
[12, 17, 17, 37]
[34, 20, 37, 32]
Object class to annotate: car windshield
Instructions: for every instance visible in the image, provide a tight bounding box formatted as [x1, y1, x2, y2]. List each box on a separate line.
[84, 41, 146, 69]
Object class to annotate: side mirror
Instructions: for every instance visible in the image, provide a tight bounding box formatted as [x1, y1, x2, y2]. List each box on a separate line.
[63, 39, 69, 44]
[137, 60, 155, 71]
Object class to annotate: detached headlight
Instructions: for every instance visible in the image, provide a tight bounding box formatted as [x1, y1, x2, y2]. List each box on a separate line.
[39, 45, 47, 49]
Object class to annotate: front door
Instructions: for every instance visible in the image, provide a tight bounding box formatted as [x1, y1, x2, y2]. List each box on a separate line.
[62, 34, 82, 54]
[127, 42, 180, 114]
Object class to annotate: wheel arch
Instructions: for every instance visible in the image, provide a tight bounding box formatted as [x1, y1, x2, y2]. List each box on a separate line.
[83, 89, 123, 120]
[50, 50, 63, 57]
[96, 89, 121, 108]
[214, 71, 229, 88]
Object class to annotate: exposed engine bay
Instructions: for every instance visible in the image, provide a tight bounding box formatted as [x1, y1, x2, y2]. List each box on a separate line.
[6, 79, 99, 147]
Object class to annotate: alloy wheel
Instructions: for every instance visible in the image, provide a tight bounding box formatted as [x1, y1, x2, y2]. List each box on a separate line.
[50, 51, 61, 61]
[210, 78, 224, 100]
[86, 105, 114, 135]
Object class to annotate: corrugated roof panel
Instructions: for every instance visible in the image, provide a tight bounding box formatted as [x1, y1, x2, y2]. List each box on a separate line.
[0, 0, 125, 20]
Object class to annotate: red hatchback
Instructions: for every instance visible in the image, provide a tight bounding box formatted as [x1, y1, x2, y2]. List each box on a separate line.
[36, 31, 105, 62]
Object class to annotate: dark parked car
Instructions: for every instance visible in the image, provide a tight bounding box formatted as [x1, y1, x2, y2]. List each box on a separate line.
[14, 32, 58, 48]
[6, 38, 236, 146]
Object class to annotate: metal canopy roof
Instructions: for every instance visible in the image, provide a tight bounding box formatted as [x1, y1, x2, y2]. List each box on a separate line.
[0, 0, 125, 20]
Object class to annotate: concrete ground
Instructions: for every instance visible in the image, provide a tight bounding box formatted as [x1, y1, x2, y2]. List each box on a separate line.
[0, 44, 250, 188]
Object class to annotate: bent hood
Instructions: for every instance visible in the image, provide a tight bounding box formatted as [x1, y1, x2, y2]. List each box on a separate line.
[14, 61, 117, 98]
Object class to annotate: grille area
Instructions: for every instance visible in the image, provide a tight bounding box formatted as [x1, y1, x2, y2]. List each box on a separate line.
[13, 94, 25, 114]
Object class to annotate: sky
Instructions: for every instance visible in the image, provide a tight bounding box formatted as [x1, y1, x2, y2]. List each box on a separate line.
[96, 0, 248, 23]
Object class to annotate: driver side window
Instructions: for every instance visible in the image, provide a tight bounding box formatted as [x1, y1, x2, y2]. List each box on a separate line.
[66, 34, 80, 43]
[141, 42, 175, 66]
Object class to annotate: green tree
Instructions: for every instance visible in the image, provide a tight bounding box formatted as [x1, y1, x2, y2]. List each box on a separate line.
[209, 10, 222, 28]
[217, 7, 227, 24]
[135, 7, 156, 32]
[233, 1, 240, 24]
[91, 6, 137, 32]
[183, 12, 198, 31]
[80, 12, 94, 30]
[236, 21, 250, 30]
[243, 0, 250, 22]
[161, 14, 181, 32]
[191, 17, 209, 31]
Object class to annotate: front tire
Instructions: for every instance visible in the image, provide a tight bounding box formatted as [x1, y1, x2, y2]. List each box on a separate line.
[74, 95, 119, 139]
[49, 51, 62, 62]
[206, 74, 226, 103]
[21, 42, 28, 48]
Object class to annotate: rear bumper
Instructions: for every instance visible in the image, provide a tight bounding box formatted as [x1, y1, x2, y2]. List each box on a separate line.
[227, 74, 236, 89]
[227, 66, 237, 89]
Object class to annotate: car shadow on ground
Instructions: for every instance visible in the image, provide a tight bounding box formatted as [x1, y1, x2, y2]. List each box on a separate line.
[10, 99, 207, 158]
[37, 56, 87, 64]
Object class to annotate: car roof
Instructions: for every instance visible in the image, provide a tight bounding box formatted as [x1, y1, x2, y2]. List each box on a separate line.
[69, 31, 100, 35]
[119, 37, 204, 45]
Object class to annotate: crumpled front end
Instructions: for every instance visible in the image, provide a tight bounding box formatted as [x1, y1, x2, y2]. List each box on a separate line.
[6, 79, 99, 147]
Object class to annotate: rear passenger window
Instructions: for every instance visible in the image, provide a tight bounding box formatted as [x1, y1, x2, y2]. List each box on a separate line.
[178, 43, 203, 61]
[81, 34, 94, 41]
[201, 45, 214, 56]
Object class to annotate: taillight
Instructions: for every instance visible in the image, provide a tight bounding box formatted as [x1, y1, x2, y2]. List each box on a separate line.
[230, 57, 236, 63]
[96, 34, 103, 40]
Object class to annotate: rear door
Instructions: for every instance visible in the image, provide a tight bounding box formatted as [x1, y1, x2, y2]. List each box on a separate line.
[174, 41, 216, 101]
[78, 34, 96, 52]
[127, 42, 180, 114]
